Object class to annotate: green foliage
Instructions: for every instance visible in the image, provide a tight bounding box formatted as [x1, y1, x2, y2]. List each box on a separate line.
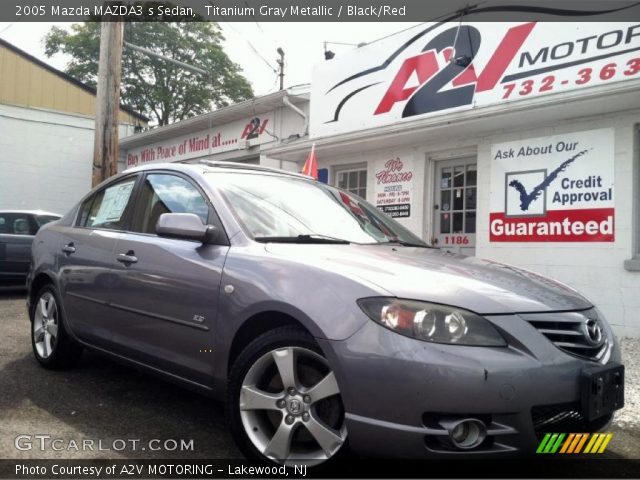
[44, 22, 254, 125]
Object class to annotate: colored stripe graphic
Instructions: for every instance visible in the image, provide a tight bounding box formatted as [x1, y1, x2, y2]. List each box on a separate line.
[536, 433, 613, 454]
[583, 433, 599, 453]
[574, 433, 590, 453]
[598, 433, 613, 453]
[567, 433, 584, 454]
[550, 433, 566, 453]
[559, 433, 575, 453]
[536, 433, 552, 453]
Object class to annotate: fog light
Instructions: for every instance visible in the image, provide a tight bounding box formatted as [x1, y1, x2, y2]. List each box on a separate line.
[444, 418, 487, 449]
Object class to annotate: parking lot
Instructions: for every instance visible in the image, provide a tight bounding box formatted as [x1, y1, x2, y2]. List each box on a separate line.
[0, 290, 239, 460]
[0, 290, 639, 460]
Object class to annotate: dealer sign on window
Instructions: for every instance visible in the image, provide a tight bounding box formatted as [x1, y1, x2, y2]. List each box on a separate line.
[374, 157, 414, 218]
[489, 129, 615, 242]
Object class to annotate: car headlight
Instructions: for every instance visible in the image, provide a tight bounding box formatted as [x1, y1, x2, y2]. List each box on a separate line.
[357, 298, 506, 346]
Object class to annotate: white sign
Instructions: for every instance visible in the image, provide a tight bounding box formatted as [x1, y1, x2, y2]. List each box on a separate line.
[489, 129, 615, 242]
[374, 156, 414, 218]
[93, 179, 135, 225]
[311, 22, 640, 138]
[125, 114, 275, 166]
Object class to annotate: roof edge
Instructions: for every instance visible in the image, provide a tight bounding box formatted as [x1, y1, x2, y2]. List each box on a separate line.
[0, 38, 149, 122]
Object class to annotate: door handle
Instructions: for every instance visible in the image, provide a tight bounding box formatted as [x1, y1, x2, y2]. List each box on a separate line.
[62, 243, 76, 254]
[116, 251, 138, 265]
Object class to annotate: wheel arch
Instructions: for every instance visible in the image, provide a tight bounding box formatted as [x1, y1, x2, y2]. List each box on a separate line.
[226, 310, 316, 374]
[28, 272, 57, 318]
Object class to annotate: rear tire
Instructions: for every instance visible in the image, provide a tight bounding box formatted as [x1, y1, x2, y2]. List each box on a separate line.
[30, 284, 83, 369]
[228, 326, 347, 466]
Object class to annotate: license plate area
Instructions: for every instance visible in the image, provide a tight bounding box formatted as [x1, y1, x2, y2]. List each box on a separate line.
[581, 363, 624, 422]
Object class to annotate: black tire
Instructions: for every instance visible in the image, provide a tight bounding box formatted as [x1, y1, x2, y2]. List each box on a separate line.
[227, 326, 347, 465]
[30, 284, 83, 369]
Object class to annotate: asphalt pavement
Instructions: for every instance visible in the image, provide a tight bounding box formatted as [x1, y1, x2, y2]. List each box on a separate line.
[0, 289, 638, 461]
[0, 290, 240, 460]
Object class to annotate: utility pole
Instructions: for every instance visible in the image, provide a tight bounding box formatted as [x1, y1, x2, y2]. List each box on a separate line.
[276, 47, 285, 90]
[92, 20, 124, 187]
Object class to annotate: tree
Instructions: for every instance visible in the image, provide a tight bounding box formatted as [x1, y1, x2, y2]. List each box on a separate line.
[44, 22, 254, 125]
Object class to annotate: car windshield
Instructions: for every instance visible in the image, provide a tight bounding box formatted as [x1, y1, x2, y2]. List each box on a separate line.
[208, 172, 428, 245]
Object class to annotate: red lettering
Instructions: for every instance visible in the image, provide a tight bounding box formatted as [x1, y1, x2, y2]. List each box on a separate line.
[374, 50, 439, 115]
[475, 22, 536, 92]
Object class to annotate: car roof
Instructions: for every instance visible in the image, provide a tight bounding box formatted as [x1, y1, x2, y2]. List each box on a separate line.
[123, 160, 313, 180]
[0, 210, 61, 216]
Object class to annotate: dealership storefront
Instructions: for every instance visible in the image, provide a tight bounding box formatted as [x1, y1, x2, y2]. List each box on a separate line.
[265, 22, 640, 337]
[118, 86, 309, 173]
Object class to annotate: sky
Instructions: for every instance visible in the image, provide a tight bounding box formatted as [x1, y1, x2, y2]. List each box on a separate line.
[0, 21, 421, 96]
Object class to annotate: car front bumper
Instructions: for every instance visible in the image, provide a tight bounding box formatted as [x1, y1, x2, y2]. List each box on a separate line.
[317, 313, 622, 458]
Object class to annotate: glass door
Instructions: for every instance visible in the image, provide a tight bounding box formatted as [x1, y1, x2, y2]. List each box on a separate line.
[433, 158, 477, 255]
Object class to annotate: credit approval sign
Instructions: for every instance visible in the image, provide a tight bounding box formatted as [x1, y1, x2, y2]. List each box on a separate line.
[489, 129, 615, 242]
[310, 22, 640, 138]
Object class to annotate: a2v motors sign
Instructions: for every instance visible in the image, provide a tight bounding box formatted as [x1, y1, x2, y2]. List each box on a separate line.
[489, 129, 615, 242]
[310, 22, 640, 137]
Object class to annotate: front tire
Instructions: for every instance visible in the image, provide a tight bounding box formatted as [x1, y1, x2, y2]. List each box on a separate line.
[30, 285, 83, 369]
[228, 326, 347, 466]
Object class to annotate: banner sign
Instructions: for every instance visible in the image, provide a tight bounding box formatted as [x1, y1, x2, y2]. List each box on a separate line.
[374, 156, 414, 218]
[310, 22, 640, 137]
[125, 115, 274, 167]
[489, 129, 615, 242]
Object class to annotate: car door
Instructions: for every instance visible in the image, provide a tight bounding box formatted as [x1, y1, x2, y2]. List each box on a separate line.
[107, 171, 229, 385]
[0, 212, 35, 283]
[58, 175, 139, 347]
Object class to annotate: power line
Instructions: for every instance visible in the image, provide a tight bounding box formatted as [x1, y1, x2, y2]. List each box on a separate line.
[364, 2, 486, 46]
[222, 21, 278, 74]
[0, 23, 14, 35]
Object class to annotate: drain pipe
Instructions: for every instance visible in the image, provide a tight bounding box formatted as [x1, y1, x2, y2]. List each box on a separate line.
[283, 93, 308, 137]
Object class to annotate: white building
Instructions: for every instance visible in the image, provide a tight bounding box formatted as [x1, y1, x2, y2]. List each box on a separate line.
[265, 22, 640, 338]
[119, 86, 309, 173]
[0, 39, 147, 215]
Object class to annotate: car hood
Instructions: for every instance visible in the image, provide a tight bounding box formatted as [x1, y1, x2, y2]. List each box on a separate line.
[263, 244, 592, 314]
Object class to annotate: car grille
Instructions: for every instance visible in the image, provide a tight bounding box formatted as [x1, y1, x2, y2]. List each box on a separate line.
[531, 402, 585, 438]
[531, 402, 611, 439]
[523, 309, 608, 362]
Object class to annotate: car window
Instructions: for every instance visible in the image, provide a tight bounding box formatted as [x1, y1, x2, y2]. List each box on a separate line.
[35, 215, 60, 227]
[0, 213, 34, 235]
[131, 174, 209, 234]
[82, 178, 137, 230]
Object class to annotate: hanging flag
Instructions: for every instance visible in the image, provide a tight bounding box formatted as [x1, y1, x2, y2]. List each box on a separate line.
[301, 143, 318, 179]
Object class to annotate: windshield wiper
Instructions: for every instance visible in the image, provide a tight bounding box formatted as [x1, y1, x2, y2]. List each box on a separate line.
[254, 234, 351, 244]
[378, 239, 434, 248]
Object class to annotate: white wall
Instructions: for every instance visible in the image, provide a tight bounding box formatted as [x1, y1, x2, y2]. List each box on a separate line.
[0, 104, 136, 215]
[474, 113, 640, 339]
[120, 99, 309, 172]
[314, 110, 640, 338]
[315, 146, 426, 235]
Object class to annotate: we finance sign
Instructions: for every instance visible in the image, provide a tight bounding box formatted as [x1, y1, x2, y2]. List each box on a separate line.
[489, 129, 615, 242]
[310, 23, 640, 137]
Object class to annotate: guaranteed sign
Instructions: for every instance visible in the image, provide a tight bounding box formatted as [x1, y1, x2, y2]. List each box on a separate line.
[489, 129, 615, 242]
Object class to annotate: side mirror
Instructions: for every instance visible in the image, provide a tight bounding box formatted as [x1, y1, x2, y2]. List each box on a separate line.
[156, 213, 217, 243]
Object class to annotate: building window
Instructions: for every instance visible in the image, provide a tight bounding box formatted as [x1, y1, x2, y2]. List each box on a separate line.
[336, 168, 367, 199]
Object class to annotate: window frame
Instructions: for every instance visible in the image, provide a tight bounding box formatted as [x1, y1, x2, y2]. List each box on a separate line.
[333, 164, 368, 200]
[73, 174, 141, 232]
[126, 170, 229, 244]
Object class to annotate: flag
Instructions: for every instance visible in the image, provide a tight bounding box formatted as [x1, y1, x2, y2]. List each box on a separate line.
[301, 143, 318, 179]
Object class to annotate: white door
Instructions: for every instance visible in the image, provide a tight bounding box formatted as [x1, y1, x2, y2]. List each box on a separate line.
[433, 158, 477, 255]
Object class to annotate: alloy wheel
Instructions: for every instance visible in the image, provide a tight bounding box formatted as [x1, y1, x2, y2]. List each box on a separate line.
[33, 292, 59, 359]
[239, 346, 347, 465]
